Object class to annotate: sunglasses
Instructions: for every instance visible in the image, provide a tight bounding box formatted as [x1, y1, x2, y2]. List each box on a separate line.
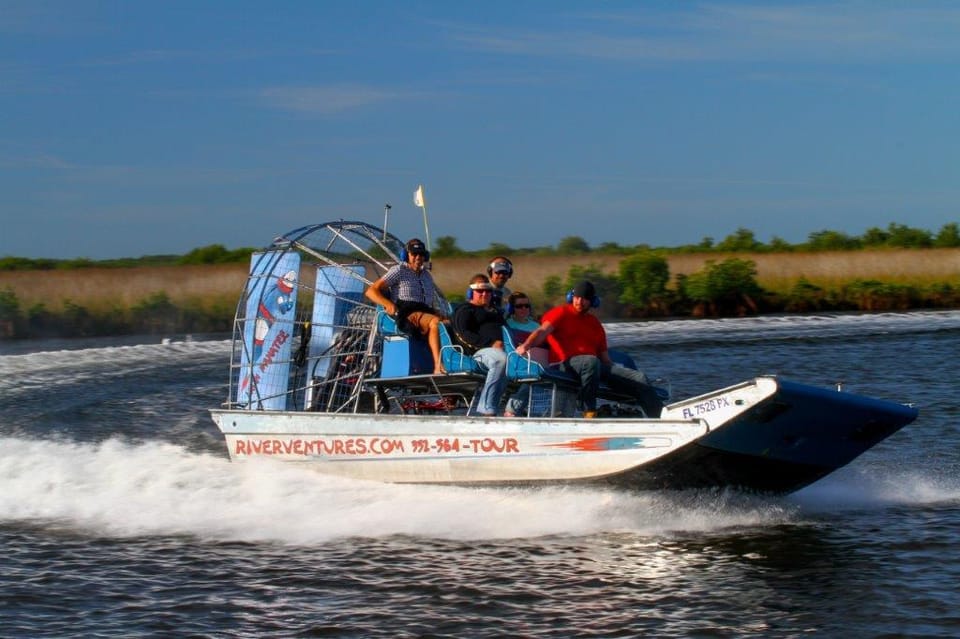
[513, 303, 531, 309]
[474, 289, 492, 295]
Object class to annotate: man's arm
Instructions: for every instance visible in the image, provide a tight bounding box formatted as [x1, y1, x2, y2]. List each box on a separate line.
[364, 278, 396, 316]
[516, 321, 554, 356]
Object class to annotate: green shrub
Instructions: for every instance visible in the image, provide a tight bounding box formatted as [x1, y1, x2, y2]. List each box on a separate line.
[60, 300, 96, 337]
[0, 288, 20, 321]
[842, 279, 920, 311]
[541, 275, 564, 307]
[934, 223, 960, 248]
[0, 257, 58, 270]
[25, 303, 54, 337]
[716, 228, 764, 252]
[680, 258, 764, 316]
[432, 236, 465, 257]
[783, 277, 830, 312]
[131, 291, 181, 333]
[556, 236, 590, 255]
[618, 252, 670, 313]
[178, 244, 251, 265]
[805, 230, 861, 251]
[0, 289, 20, 337]
[923, 282, 960, 307]
[862, 223, 933, 249]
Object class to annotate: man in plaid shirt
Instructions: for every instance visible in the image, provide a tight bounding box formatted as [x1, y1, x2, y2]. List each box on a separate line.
[365, 238, 447, 374]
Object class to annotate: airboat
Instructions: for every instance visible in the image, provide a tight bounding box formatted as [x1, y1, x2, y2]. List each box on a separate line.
[209, 219, 918, 494]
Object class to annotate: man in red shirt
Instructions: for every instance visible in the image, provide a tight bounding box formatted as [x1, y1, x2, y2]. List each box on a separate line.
[515, 281, 662, 417]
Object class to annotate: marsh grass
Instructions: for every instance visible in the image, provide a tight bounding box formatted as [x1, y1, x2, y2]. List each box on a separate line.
[435, 249, 960, 305]
[0, 264, 246, 313]
[736, 249, 960, 294]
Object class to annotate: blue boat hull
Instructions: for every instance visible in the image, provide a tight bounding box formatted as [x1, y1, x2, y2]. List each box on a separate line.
[600, 379, 919, 494]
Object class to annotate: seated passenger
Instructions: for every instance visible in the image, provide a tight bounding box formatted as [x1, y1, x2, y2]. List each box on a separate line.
[451, 274, 508, 417]
[503, 292, 548, 417]
[515, 280, 663, 418]
[365, 238, 446, 374]
[504, 291, 547, 358]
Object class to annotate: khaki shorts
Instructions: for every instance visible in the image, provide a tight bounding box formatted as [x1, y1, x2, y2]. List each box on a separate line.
[405, 310, 442, 335]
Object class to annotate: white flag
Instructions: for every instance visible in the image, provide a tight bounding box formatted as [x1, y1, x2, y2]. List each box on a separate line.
[413, 184, 425, 208]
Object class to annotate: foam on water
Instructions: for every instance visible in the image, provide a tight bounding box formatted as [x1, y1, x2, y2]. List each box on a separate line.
[793, 467, 960, 511]
[1, 435, 954, 545]
[1, 313, 956, 545]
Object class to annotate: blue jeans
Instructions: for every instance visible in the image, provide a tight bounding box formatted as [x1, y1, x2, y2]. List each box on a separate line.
[506, 385, 531, 416]
[473, 347, 508, 415]
[562, 354, 663, 417]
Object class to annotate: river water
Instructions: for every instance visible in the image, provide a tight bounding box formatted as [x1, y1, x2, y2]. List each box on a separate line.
[2, 311, 959, 637]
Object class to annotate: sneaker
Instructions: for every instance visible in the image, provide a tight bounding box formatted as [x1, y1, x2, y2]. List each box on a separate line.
[582, 410, 597, 419]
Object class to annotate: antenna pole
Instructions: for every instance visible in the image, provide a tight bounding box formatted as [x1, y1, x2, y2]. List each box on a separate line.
[382, 203, 392, 240]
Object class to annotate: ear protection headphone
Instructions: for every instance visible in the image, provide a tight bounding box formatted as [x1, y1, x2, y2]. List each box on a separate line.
[399, 246, 430, 263]
[505, 294, 528, 316]
[487, 257, 513, 277]
[566, 289, 601, 308]
[466, 282, 494, 301]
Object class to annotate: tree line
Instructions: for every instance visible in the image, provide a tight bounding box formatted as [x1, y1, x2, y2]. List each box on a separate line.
[0, 244, 254, 271]
[431, 221, 960, 258]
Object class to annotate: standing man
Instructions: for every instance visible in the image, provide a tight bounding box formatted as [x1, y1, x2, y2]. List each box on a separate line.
[487, 256, 514, 314]
[451, 274, 508, 416]
[365, 238, 446, 374]
[515, 281, 663, 417]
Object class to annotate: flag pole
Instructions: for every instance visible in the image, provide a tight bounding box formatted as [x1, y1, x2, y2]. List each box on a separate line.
[382, 202, 391, 240]
[413, 184, 431, 251]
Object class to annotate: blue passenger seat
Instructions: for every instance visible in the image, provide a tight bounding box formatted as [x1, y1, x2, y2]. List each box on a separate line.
[438, 323, 483, 374]
[376, 309, 434, 376]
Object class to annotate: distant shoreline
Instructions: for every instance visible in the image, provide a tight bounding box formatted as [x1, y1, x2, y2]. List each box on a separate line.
[3, 248, 958, 311]
[1, 248, 958, 339]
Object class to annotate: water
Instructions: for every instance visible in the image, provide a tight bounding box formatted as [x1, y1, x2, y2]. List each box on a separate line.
[2, 312, 960, 637]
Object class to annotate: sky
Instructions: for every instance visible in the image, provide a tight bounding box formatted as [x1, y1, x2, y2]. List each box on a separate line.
[2, 1, 959, 259]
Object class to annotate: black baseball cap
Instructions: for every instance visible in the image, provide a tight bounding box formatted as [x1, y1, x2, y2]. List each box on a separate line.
[572, 281, 596, 299]
[406, 238, 428, 255]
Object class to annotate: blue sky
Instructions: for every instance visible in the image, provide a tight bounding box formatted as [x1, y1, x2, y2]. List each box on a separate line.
[2, 1, 959, 259]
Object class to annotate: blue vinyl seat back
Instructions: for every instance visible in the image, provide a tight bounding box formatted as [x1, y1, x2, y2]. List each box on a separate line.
[438, 323, 483, 374]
